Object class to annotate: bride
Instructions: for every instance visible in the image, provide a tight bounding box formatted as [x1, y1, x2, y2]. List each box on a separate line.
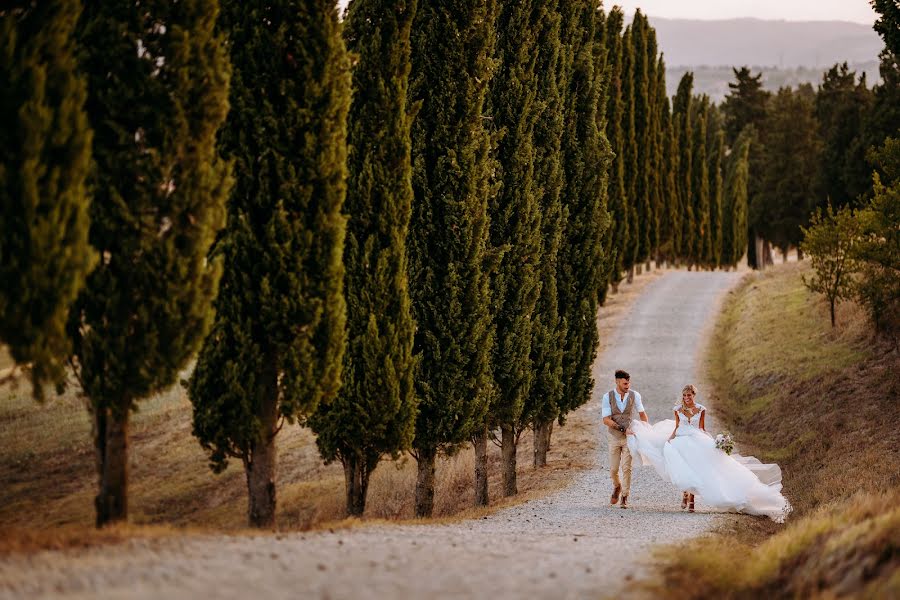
[627, 384, 792, 522]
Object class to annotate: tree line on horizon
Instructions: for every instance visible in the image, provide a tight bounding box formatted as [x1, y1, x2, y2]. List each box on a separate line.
[12, 0, 894, 529]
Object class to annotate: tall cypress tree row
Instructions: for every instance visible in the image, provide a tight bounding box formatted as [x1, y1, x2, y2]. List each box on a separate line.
[75, 0, 232, 526]
[555, 0, 610, 429]
[722, 127, 752, 268]
[628, 12, 651, 270]
[621, 25, 639, 280]
[602, 6, 628, 293]
[408, 0, 497, 517]
[308, 0, 417, 517]
[485, 0, 543, 499]
[0, 0, 95, 398]
[524, 0, 565, 469]
[690, 96, 711, 268]
[673, 72, 694, 264]
[706, 104, 725, 268]
[189, 0, 349, 528]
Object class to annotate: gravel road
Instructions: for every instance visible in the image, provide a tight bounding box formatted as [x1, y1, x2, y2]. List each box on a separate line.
[0, 270, 743, 600]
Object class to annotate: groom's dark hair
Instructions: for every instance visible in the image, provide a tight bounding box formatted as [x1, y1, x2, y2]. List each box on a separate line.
[615, 370, 630, 380]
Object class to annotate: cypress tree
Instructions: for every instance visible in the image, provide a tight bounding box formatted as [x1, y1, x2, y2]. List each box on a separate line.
[408, 0, 497, 517]
[722, 67, 770, 268]
[648, 51, 666, 268]
[74, 0, 232, 526]
[524, 0, 565, 468]
[189, 0, 349, 528]
[308, 0, 417, 517]
[661, 94, 681, 263]
[723, 127, 752, 268]
[706, 104, 725, 268]
[555, 0, 611, 427]
[621, 25, 638, 280]
[673, 72, 694, 264]
[628, 12, 651, 270]
[690, 96, 711, 268]
[484, 0, 543, 499]
[0, 0, 95, 398]
[602, 6, 628, 293]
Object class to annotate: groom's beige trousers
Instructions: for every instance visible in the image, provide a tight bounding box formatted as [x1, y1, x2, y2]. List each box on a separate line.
[607, 432, 632, 495]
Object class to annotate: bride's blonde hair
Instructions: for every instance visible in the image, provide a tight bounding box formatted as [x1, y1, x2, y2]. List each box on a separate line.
[680, 384, 698, 410]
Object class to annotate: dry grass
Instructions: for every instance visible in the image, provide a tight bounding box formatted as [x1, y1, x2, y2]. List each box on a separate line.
[0, 266, 665, 552]
[649, 262, 900, 599]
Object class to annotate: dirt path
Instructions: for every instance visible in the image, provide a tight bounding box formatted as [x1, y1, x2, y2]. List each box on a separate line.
[0, 270, 743, 600]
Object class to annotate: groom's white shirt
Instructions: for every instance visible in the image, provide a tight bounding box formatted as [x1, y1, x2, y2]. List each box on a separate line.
[601, 389, 645, 417]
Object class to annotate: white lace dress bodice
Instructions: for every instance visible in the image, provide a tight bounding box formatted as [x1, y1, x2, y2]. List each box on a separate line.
[674, 404, 705, 436]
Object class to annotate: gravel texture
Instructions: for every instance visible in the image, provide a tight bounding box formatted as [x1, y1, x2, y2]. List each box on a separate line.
[0, 270, 743, 600]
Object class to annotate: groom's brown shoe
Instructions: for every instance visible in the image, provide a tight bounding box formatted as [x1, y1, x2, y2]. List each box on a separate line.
[620, 494, 629, 509]
[610, 485, 621, 505]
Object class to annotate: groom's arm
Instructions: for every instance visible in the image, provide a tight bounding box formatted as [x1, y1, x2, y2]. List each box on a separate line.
[635, 392, 649, 422]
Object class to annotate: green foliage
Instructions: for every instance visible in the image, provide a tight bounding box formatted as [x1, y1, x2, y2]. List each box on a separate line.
[602, 6, 628, 284]
[689, 95, 710, 267]
[485, 0, 543, 434]
[722, 67, 769, 146]
[628, 10, 652, 265]
[308, 0, 418, 514]
[801, 204, 861, 327]
[0, 0, 95, 397]
[75, 0, 231, 411]
[706, 105, 725, 268]
[673, 72, 694, 261]
[522, 0, 565, 436]
[407, 0, 497, 456]
[722, 127, 751, 267]
[556, 0, 611, 422]
[855, 138, 900, 337]
[190, 0, 349, 470]
[872, 0, 900, 56]
[620, 25, 638, 271]
[815, 63, 873, 207]
[760, 85, 822, 254]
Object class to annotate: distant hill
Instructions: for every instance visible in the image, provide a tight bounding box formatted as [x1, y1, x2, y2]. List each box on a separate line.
[649, 17, 884, 102]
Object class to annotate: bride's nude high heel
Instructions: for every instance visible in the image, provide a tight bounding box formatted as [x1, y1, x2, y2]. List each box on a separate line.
[681, 492, 689, 510]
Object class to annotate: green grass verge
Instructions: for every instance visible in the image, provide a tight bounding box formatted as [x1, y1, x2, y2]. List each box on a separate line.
[648, 263, 900, 599]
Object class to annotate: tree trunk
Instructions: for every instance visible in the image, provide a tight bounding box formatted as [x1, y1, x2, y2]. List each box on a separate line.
[636, 263, 643, 275]
[533, 419, 552, 467]
[754, 234, 766, 271]
[246, 367, 278, 528]
[501, 424, 517, 497]
[782, 247, 789, 263]
[415, 446, 437, 517]
[645, 260, 651, 272]
[762, 239, 774, 266]
[830, 299, 836, 328]
[95, 406, 129, 527]
[626, 265, 635, 284]
[611, 281, 619, 294]
[797, 248, 804, 261]
[474, 425, 489, 507]
[342, 454, 372, 517]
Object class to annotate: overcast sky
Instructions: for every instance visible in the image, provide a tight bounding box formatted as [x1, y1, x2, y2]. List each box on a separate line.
[613, 0, 877, 24]
[336, 1, 878, 25]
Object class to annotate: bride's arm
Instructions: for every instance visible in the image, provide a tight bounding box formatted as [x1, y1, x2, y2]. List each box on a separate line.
[667, 411, 679, 441]
[699, 409, 706, 432]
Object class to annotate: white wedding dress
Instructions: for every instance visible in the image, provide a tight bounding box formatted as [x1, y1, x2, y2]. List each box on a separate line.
[627, 404, 792, 522]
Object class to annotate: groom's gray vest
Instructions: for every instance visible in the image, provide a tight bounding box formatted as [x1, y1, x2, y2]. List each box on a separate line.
[607, 390, 635, 440]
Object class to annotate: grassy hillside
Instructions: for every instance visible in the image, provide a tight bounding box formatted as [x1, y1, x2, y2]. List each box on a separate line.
[650, 263, 900, 598]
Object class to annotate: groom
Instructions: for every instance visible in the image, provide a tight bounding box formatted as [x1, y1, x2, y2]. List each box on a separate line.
[601, 370, 649, 508]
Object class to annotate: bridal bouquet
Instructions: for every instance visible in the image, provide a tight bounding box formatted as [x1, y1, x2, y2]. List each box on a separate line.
[715, 432, 735, 455]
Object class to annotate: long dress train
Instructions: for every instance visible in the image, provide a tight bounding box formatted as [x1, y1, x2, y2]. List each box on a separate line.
[627, 405, 792, 522]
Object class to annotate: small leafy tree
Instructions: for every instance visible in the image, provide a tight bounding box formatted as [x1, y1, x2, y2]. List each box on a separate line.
[855, 138, 900, 340]
[800, 204, 861, 327]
